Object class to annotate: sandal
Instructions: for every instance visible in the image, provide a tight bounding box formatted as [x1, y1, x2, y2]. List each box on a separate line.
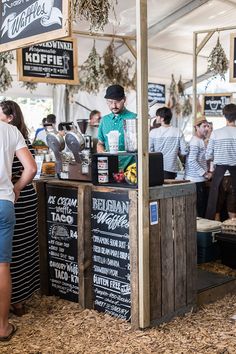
[0, 323, 17, 342]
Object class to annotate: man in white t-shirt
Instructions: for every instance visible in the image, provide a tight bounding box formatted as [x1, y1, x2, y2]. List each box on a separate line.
[0, 117, 37, 341]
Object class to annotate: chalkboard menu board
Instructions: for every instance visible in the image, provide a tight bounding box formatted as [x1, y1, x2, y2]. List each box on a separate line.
[46, 185, 78, 302]
[203, 94, 231, 116]
[148, 83, 165, 103]
[17, 37, 79, 84]
[0, 0, 69, 52]
[91, 191, 131, 321]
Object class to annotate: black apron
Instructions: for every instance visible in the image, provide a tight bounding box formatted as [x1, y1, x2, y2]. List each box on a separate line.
[205, 165, 236, 220]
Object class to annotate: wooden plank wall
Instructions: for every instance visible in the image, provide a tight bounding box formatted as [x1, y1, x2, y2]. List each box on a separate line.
[149, 188, 197, 324]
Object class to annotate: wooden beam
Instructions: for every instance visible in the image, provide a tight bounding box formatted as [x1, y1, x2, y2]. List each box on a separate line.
[136, 0, 150, 329]
[72, 30, 135, 41]
[149, 45, 208, 59]
[122, 38, 137, 59]
[196, 31, 215, 55]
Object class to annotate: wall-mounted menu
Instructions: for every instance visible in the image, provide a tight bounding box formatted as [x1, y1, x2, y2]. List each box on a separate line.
[46, 185, 78, 302]
[203, 94, 231, 116]
[148, 83, 165, 103]
[91, 191, 131, 321]
[17, 37, 79, 84]
[0, 0, 69, 52]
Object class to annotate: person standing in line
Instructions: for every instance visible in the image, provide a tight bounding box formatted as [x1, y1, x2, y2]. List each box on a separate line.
[35, 114, 56, 146]
[0, 107, 37, 341]
[149, 107, 188, 179]
[184, 116, 212, 217]
[97, 84, 137, 171]
[34, 117, 47, 141]
[0, 100, 40, 317]
[206, 103, 236, 220]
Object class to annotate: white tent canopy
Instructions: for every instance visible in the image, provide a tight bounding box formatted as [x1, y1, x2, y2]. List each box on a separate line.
[3, 0, 236, 124]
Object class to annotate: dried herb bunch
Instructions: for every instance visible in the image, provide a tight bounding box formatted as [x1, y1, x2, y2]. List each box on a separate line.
[208, 37, 229, 80]
[21, 81, 38, 93]
[182, 95, 192, 117]
[103, 40, 135, 90]
[71, 0, 117, 31]
[0, 51, 14, 93]
[79, 42, 104, 93]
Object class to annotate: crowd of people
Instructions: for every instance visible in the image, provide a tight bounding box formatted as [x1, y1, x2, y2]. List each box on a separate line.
[0, 85, 236, 341]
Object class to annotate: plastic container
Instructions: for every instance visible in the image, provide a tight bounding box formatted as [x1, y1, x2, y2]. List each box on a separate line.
[215, 233, 236, 269]
[196, 218, 222, 264]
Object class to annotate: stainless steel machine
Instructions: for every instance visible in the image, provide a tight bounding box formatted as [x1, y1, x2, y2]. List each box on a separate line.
[46, 120, 92, 181]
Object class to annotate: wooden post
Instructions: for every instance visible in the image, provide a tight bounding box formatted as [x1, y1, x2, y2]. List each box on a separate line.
[136, 0, 150, 328]
[192, 32, 198, 122]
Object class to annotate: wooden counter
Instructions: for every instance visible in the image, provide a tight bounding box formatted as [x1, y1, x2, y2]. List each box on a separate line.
[35, 178, 196, 328]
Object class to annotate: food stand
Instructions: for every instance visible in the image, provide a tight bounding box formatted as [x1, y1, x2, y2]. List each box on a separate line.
[36, 177, 197, 328]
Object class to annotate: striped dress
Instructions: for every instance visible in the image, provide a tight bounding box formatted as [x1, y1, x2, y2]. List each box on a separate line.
[11, 140, 40, 304]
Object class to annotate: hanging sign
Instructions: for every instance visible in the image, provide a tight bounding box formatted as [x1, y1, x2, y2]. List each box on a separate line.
[17, 37, 79, 84]
[0, 0, 70, 52]
[203, 93, 231, 116]
[230, 33, 236, 82]
[148, 83, 165, 104]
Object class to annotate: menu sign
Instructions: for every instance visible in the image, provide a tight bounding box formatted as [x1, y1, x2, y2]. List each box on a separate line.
[91, 191, 131, 321]
[0, 0, 69, 52]
[148, 83, 165, 103]
[230, 33, 236, 82]
[203, 94, 231, 116]
[17, 37, 79, 84]
[46, 185, 78, 302]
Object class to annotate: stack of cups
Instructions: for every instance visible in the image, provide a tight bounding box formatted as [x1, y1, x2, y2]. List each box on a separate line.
[97, 156, 109, 183]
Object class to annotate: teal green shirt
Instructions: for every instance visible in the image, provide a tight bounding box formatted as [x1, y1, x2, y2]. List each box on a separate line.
[98, 108, 137, 171]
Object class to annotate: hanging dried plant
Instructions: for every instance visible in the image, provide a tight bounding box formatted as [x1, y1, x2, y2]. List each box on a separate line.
[0, 51, 14, 93]
[66, 84, 80, 103]
[168, 74, 178, 108]
[207, 37, 229, 80]
[71, 0, 117, 32]
[79, 42, 105, 94]
[177, 75, 185, 96]
[182, 96, 192, 117]
[21, 81, 38, 93]
[103, 40, 135, 90]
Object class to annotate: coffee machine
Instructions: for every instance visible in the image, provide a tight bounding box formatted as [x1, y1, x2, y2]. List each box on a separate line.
[46, 121, 92, 181]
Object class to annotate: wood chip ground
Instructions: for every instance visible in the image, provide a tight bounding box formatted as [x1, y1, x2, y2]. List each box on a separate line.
[1, 293, 236, 354]
[2, 262, 236, 354]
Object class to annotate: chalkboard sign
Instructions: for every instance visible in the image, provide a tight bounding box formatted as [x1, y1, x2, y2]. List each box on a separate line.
[148, 83, 165, 104]
[230, 33, 236, 82]
[0, 0, 69, 52]
[46, 185, 79, 302]
[17, 37, 79, 84]
[203, 94, 231, 116]
[91, 191, 131, 321]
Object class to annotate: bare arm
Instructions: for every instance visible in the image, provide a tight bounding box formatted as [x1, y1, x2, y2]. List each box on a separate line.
[97, 140, 105, 153]
[14, 147, 37, 202]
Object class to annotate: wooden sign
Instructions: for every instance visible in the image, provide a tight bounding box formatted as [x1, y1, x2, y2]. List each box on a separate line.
[203, 93, 231, 116]
[148, 83, 165, 104]
[230, 33, 236, 82]
[91, 191, 131, 321]
[46, 185, 79, 303]
[17, 37, 79, 84]
[0, 0, 70, 52]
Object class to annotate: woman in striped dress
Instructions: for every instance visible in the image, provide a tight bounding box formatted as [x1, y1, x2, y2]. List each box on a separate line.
[0, 100, 40, 316]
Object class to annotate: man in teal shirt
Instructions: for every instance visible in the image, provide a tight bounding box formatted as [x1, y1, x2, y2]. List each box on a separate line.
[97, 84, 137, 171]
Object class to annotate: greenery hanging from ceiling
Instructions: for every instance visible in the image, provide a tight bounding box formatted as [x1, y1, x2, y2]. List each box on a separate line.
[207, 36, 229, 80]
[71, 0, 117, 31]
[103, 40, 135, 90]
[0, 51, 14, 93]
[78, 41, 105, 93]
[21, 82, 38, 93]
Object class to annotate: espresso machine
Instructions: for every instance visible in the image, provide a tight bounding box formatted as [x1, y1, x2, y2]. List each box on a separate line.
[46, 121, 93, 181]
